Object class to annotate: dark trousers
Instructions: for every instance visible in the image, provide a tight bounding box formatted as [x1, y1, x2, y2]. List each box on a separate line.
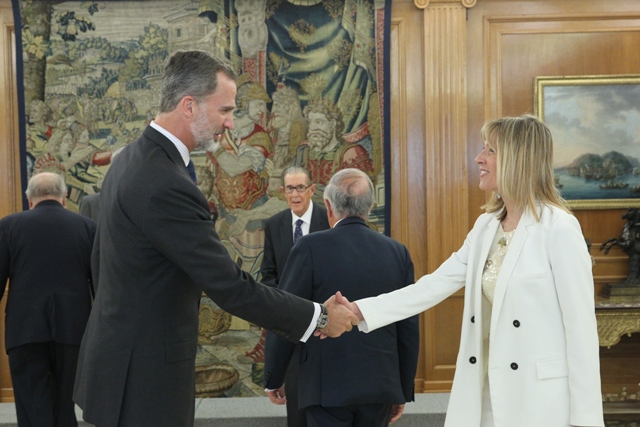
[285, 345, 306, 427]
[305, 403, 393, 427]
[8, 342, 80, 427]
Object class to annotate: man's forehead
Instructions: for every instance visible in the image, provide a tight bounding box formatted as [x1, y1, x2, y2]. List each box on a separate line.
[284, 172, 309, 184]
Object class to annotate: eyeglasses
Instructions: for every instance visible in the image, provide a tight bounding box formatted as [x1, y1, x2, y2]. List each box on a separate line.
[283, 184, 312, 194]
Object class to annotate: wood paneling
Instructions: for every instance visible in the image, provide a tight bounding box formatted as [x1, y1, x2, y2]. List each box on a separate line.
[391, 0, 471, 392]
[0, 0, 16, 401]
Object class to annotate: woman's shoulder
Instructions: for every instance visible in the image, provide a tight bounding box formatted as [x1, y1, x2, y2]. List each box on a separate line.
[539, 203, 580, 228]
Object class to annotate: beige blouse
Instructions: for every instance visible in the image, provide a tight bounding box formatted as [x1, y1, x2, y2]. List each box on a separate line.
[482, 227, 515, 305]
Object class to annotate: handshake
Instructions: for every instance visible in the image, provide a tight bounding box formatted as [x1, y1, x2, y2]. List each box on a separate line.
[314, 291, 364, 339]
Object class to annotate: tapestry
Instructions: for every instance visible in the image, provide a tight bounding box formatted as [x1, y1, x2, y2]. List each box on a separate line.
[13, 0, 391, 397]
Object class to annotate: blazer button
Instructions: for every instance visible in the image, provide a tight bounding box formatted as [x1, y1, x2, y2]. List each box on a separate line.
[469, 357, 477, 364]
[471, 316, 475, 323]
[285, 334, 290, 339]
[510, 363, 518, 370]
[513, 320, 520, 328]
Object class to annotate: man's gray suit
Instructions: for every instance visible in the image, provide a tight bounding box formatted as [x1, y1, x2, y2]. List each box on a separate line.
[73, 126, 316, 427]
[264, 217, 420, 426]
[78, 193, 100, 221]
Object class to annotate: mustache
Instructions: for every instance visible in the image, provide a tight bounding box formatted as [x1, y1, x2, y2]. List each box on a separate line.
[308, 129, 331, 138]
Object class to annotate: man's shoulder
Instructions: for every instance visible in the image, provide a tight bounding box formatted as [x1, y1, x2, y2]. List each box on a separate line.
[312, 202, 327, 216]
[265, 207, 291, 227]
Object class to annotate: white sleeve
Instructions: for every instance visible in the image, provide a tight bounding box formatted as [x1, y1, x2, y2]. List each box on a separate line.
[356, 231, 471, 333]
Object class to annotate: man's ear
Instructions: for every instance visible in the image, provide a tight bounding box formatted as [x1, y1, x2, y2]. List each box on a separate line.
[181, 96, 196, 117]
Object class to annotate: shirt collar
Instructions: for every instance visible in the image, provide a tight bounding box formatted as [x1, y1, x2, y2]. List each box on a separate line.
[292, 202, 314, 225]
[150, 121, 190, 167]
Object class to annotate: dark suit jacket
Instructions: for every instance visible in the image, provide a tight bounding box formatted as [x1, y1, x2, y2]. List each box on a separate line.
[0, 200, 96, 351]
[264, 217, 420, 409]
[78, 193, 101, 221]
[259, 203, 329, 287]
[73, 126, 316, 427]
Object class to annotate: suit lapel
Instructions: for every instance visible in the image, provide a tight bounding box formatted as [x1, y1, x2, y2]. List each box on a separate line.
[489, 208, 537, 335]
[279, 210, 294, 250]
[143, 126, 190, 180]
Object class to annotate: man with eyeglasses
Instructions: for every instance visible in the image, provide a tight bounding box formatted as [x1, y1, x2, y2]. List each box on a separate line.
[259, 165, 329, 427]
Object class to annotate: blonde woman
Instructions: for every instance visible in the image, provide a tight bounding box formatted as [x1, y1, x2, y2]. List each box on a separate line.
[335, 115, 604, 427]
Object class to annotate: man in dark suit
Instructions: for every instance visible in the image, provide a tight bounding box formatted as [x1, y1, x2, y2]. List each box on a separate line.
[260, 165, 329, 427]
[0, 172, 96, 427]
[260, 165, 329, 287]
[72, 50, 358, 427]
[264, 168, 420, 427]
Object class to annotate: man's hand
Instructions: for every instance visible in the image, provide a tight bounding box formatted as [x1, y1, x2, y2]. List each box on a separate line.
[334, 291, 364, 322]
[266, 386, 287, 405]
[389, 404, 405, 424]
[316, 292, 360, 339]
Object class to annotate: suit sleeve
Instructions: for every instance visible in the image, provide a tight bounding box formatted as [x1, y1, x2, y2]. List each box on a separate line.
[395, 247, 420, 402]
[548, 214, 603, 426]
[259, 221, 279, 287]
[87, 220, 98, 298]
[264, 239, 314, 388]
[143, 181, 315, 342]
[91, 221, 101, 294]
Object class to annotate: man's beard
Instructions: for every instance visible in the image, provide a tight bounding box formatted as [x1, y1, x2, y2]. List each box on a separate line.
[191, 106, 216, 151]
[307, 129, 332, 151]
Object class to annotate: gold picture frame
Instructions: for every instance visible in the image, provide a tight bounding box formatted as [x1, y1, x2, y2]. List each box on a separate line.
[535, 74, 640, 209]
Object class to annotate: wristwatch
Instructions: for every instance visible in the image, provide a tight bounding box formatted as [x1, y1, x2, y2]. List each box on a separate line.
[316, 304, 329, 330]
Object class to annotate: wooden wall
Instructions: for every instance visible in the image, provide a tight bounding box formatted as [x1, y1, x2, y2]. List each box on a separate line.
[390, 0, 640, 393]
[0, 0, 639, 400]
[0, 0, 18, 401]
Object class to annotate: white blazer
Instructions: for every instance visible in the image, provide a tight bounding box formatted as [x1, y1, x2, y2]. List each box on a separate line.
[357, 205, 604, 427]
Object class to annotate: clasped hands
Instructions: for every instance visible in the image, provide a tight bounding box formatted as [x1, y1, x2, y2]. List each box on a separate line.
[314, 291, 364, 339]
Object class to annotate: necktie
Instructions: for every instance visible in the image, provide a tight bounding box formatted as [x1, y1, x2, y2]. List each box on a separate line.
[294, 219, 304, 243]
[186, 160, 197, 185]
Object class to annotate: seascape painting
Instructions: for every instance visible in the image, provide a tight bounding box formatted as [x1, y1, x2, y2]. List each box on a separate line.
[535, 75, 640, 209]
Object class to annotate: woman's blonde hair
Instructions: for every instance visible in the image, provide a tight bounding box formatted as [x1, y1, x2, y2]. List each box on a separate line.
[480, 114, 570, 221]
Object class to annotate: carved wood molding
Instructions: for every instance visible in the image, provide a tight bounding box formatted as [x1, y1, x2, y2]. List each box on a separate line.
[422, 2, 469, 273]
[414, 0, 477, 10]
[596, 310, 640, 348]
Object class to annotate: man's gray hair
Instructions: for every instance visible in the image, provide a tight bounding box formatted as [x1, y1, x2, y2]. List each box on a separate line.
[159, 50, 236, 113]
[323, 168, 374, 220]
[25, 172, 67, 200]
[281, 165, 312, 185]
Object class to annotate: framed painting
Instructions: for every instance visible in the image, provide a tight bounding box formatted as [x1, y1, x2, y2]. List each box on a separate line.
[535, 74, 640, 209]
